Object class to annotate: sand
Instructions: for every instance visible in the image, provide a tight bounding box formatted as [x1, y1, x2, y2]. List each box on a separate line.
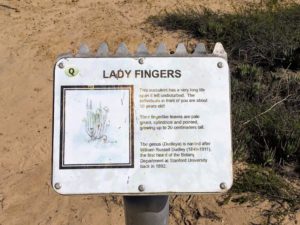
[0, 0, 299, 224]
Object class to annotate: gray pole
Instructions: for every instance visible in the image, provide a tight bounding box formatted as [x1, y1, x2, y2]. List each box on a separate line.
[123, 196, 169, 225]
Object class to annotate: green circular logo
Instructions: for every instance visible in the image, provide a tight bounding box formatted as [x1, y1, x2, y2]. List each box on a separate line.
[65, 67, 79, 77]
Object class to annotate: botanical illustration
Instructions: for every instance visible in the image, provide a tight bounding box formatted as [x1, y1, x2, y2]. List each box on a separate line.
[63, 88, 131, 166]
[83, 99, 110, 142]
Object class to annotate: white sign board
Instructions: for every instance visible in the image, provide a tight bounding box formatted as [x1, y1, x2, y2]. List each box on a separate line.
[52, 57, 232, 194]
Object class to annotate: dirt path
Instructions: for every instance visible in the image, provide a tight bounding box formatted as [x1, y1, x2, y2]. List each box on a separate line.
[0, 0, 299, 224]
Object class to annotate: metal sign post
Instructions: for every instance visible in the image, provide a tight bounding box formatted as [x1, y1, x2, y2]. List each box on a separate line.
[124, 196, 169, 225]
[52, 42, 232, 225]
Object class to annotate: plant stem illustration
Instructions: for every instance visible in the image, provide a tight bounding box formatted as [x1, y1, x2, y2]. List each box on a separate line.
[83, 99, 110, 142]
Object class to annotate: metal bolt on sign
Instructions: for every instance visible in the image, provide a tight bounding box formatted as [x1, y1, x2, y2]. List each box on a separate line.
[58, 62, 64, 69]
[220, 182, 227, 190]
[138, 184, 145, 192]
[54, 182, 61, 190]
[138, 58, 144, 64]
[52, 42, 232, 225]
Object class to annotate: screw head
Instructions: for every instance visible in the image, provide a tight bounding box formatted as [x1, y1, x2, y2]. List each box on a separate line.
[58, 62, 64, 69]
[54, 182, 61, 190]
[138, 58, 144, 64]
[138, 185, 145, 192]
[220, 182, 226, 190]
[217, 62, 223, 68]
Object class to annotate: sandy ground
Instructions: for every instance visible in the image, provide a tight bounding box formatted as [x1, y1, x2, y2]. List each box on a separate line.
[0, 0, 299, 224]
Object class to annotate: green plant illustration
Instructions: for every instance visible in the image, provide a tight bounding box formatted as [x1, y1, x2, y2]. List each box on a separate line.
[83, 99, 110, 142]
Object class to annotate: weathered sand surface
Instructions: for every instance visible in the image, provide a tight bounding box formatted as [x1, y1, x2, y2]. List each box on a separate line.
[0, 0, 299, 224]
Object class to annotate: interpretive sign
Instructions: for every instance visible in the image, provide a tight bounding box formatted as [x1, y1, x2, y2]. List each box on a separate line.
[52, 47, 233, 194]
